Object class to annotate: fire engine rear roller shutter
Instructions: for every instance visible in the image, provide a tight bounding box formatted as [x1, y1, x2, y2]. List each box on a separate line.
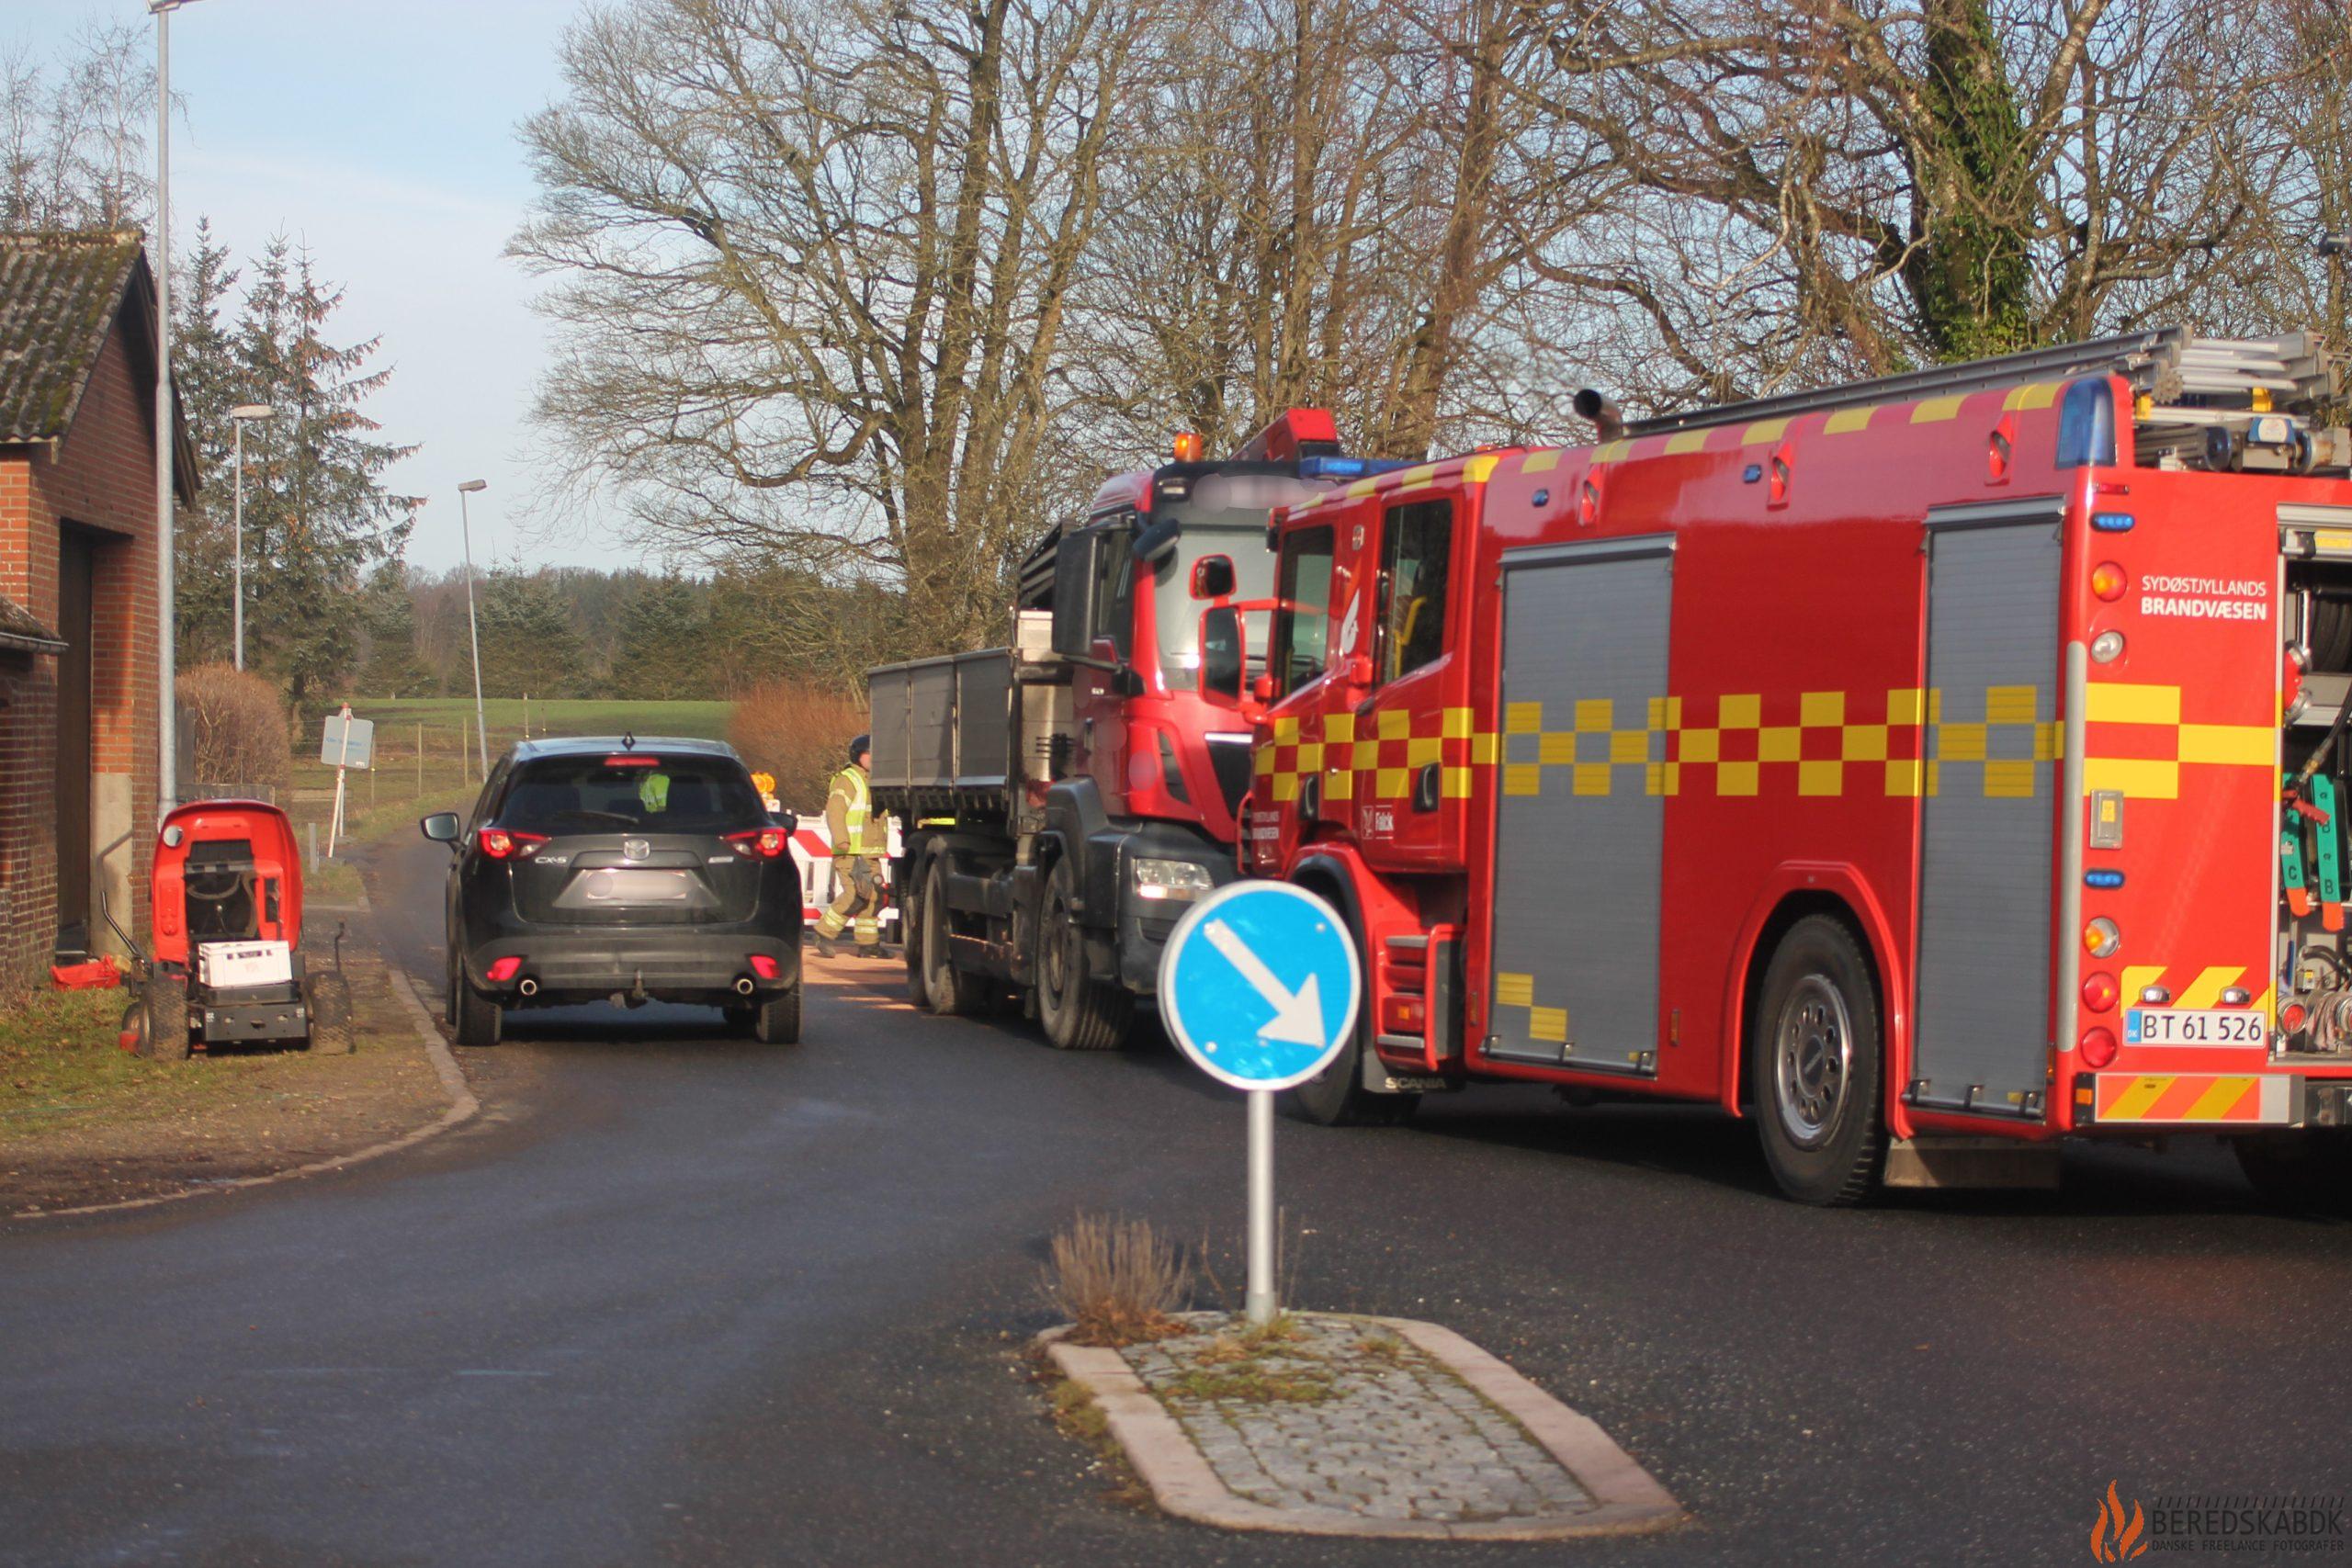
[1487, 535, 1672, 1074]
[1912, 500, 2065, 1119]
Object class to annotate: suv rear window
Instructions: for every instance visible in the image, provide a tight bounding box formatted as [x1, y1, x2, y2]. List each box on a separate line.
[494, 755, 766, 835]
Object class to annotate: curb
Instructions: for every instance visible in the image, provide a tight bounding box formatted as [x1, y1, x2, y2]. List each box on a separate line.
[1042, 1314, 1684, 1541]
[8, 878, 481, 1223]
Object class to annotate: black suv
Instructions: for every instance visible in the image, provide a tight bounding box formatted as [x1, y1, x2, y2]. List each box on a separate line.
[422, 737, 802, 1045]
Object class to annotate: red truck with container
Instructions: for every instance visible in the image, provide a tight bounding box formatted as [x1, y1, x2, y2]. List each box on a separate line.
[868, 412, 1405, 1047]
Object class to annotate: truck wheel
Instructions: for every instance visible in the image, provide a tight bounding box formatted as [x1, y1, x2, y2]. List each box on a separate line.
[1750, 914, 1884, 1205]
[902, 886, 930, 1008]
[1037, 857, 1131, 1051]
[1285, 901, 1415, 1126]
[142, 975, 191, 1061]
[305, 972, 356, 1055]
[2234, 1131, 2352, 1217]
[755, 984, 802, 1044]
[921, 858, 989, 1015]
[449, 960, 502, 1047]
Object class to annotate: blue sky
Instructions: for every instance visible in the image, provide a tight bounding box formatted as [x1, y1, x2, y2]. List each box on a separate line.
[33, 0, 619, 571]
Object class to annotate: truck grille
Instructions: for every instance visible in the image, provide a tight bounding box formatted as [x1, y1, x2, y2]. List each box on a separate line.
[1205, 735, 1255, 818]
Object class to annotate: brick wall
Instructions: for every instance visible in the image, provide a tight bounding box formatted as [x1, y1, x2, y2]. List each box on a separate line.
[0, 301, 164, 991]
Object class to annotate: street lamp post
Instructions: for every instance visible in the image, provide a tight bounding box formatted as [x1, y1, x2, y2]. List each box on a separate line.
[151, 0, 199, 813]
[458, 479, 490, 780]
[228, 403, 274, 671]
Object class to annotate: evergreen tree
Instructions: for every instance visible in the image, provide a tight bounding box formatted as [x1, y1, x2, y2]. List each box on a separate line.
[235, 238, 421, 710]
[609, 576, 707, 698]
[170, 219, 241, 670]
[478, 570, 585, 698]
[357, 560, 430, 695]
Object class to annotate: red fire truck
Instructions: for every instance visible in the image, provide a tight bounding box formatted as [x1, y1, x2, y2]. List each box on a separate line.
[869, 412, 1405, 1048]
[1239, 330, 2352, 1206]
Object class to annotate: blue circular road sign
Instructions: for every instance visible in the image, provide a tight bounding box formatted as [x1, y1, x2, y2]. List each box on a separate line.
[1158, 880, 1361, 1092]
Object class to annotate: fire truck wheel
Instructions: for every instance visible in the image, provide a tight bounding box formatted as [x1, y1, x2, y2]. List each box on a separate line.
[1284, 905, 1417, 1127]
[1037, 857, 1131, 1051]
[2233, 1132, 2352, 1217]
[305, 972, 356, 1055]
[142, 976, 192, 1062]
[922, 857, 989, 1016]
[754, 984, 801, 1045]
[1751, 915, 1884, 1205]
[448, 963, 503, 1047]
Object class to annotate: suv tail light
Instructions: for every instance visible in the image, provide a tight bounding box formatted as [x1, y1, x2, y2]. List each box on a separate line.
[480, 829, 548, 860]
[727, 828, 788, 859]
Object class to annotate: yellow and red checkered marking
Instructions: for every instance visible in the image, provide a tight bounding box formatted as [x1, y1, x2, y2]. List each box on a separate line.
[1253, 708, 1494, 806]
[1252, 681, 2272, 807]
[2081, 682, 2274, 800]
[2091, 1073, 2289, 1124]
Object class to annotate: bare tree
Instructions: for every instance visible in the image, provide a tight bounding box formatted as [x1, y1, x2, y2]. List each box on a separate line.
[1066, 0, 1614, 464]
[515, 0, 1153, 657]
[1510, 0, 2307, 405]
[0, 22, 155, 231]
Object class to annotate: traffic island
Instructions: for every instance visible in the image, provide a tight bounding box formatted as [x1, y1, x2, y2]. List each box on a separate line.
[1042, 1311, 1681, 1540]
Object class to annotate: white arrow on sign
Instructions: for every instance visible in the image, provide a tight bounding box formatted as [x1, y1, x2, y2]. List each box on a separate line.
[1204, 919, 1326, 1048]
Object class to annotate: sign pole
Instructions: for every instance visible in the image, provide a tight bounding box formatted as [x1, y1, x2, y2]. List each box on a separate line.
[1247, 1088, 1275, 1325]
[327, 703, 355, 858]
[1158, 880, 1360, 1336]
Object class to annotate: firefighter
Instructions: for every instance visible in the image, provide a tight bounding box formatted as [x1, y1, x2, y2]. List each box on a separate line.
[815, 733, 889, 958]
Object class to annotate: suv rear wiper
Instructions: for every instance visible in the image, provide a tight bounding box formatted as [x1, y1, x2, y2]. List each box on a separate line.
[551, 808, 640, 828]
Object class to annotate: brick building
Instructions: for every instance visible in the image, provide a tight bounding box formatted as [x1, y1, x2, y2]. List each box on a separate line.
[0, 230, 197, 989]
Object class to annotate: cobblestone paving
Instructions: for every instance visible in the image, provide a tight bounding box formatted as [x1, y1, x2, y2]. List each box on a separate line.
[1120, 1314, 1593, 1523]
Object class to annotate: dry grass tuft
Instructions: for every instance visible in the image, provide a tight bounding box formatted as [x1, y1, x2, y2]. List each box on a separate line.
[1042, 1213, 1193, 1347]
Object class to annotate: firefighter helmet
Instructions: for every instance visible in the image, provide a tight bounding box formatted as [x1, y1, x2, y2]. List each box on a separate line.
[850, 732, 871, 763]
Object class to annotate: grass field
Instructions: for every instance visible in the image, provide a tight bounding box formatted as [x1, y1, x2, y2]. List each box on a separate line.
[276, 698, 737, 858]
[356, 697, 733, 745]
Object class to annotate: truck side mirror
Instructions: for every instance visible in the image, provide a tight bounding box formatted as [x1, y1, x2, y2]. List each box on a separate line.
[1252, 672, 1276, 702]
[1199, 604, 1245, 703]
[420, 811, 461, 846]
[1192, 554, 1237, 601]
[1051, 532, 1096, 659]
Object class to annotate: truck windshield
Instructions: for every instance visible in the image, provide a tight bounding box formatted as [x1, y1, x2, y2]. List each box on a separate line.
[1150, 474, 1314, 689]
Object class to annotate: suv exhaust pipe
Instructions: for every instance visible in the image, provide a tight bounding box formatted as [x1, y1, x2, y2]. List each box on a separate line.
[733, 976, 756, 996]
[517, 976, 539, 998]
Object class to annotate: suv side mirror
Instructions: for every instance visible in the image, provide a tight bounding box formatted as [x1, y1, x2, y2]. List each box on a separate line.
[421, 811, 462, 846]
[1051, 532, 1097, 659]
[1192, 554, 1237, 601]
[1199, 604, 1245, 704]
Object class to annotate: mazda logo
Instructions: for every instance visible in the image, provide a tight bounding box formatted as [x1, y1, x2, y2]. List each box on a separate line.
[624, 839, 650, 861]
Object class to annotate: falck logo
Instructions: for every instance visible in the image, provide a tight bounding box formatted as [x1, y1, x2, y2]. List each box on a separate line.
[623, 839, 650, 862]
[2091, 1480, 2150, 1562]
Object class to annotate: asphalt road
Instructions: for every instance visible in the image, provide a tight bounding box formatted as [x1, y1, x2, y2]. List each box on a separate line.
[6, 835, 2351, 1567]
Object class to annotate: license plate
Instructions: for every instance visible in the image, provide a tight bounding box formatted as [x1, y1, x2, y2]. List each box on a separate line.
[2124, 1008, 2267, 1046]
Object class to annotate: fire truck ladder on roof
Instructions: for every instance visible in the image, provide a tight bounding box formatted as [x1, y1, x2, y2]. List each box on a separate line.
[1626, 328, 2348, 474]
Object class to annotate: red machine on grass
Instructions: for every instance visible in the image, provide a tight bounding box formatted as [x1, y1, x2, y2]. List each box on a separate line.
[115, 799, 354, 1060]
[1240, 329, 2352, 1207]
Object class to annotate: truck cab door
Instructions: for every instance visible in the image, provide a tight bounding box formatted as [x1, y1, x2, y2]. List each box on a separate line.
[1250, 519, 1343, 871]
[1351, 493, 1465, 870]
[1070, 521, 1136, 814]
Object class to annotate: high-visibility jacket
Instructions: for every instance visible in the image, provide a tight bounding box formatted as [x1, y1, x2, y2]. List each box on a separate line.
[826, 764, 888, 856]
